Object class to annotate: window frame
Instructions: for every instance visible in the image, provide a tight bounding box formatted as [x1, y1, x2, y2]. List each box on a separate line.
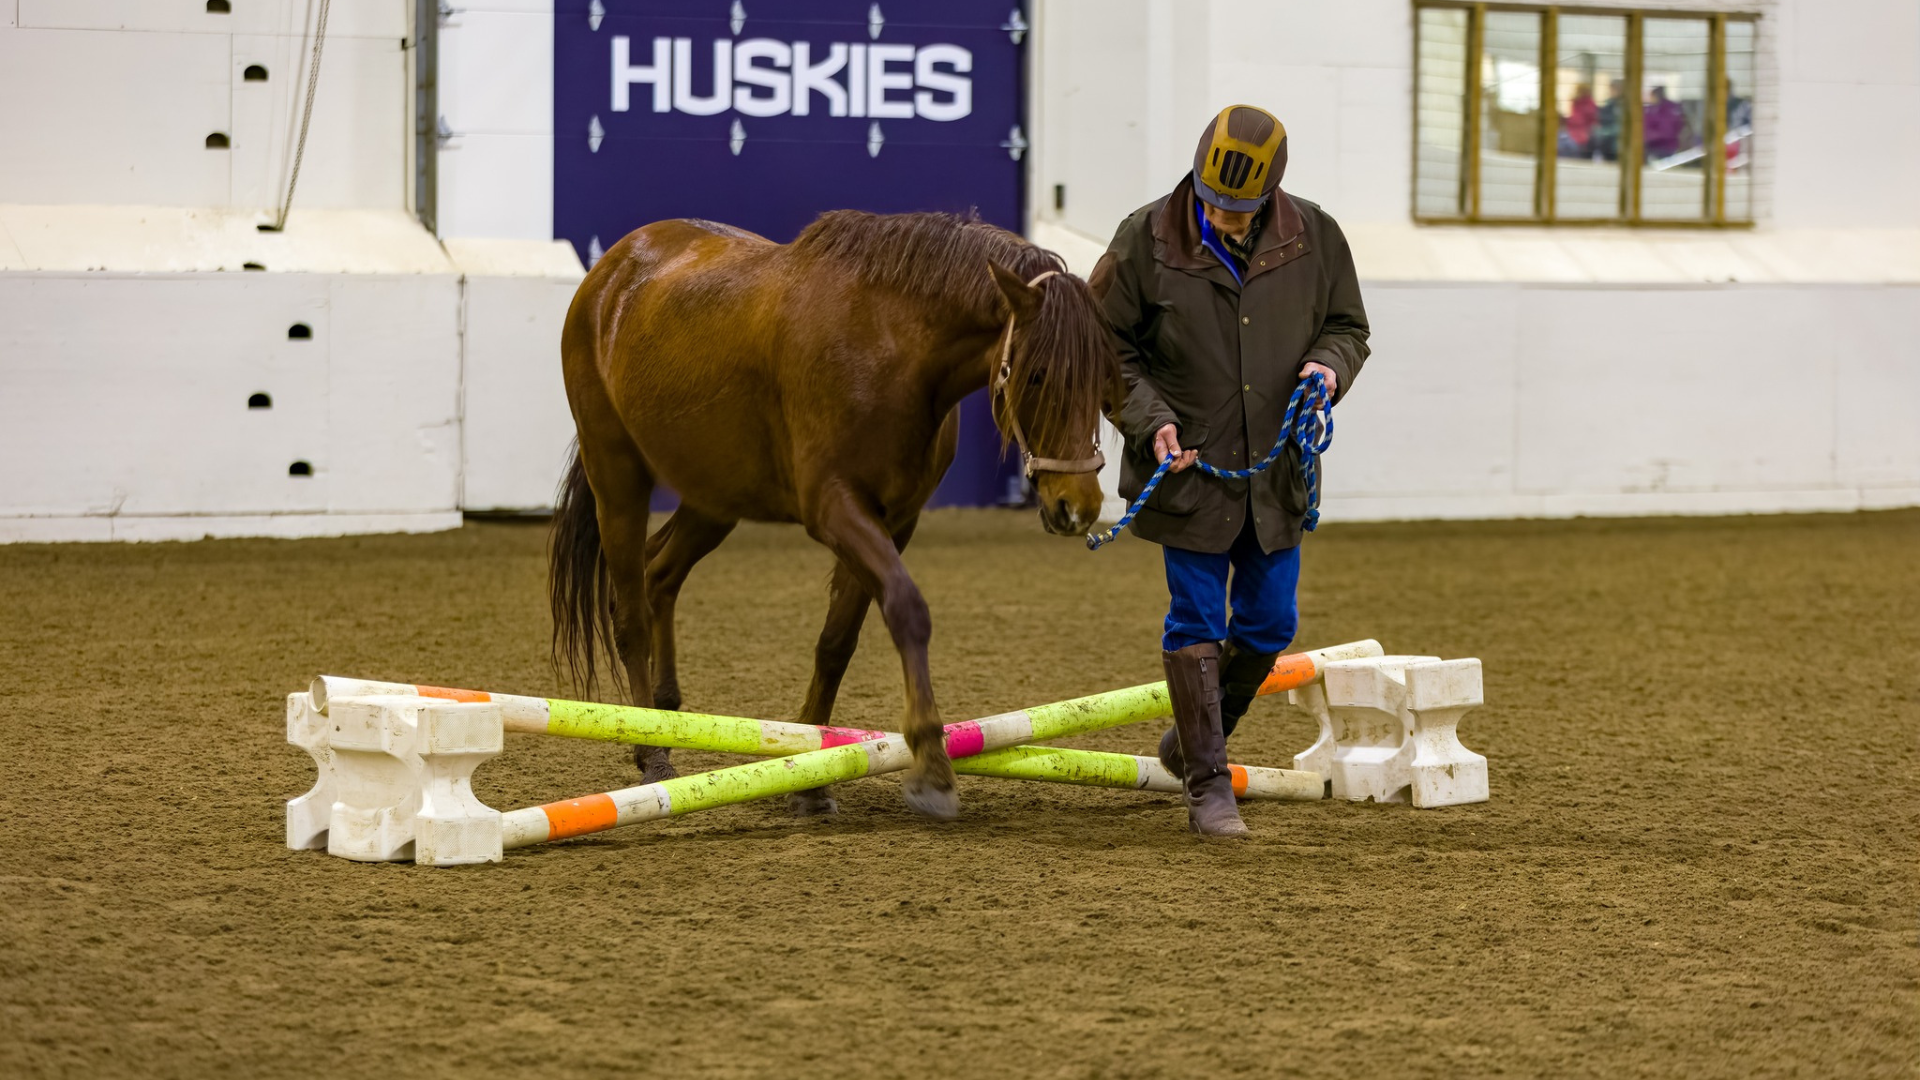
[1411, 1, 1761, 228]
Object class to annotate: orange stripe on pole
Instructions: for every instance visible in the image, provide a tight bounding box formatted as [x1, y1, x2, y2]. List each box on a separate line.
[540, 794, 617, 840]
[414, 684, 492, 703]
[1228, 764, 1249, 797]
[1258, 654, 1318, 696]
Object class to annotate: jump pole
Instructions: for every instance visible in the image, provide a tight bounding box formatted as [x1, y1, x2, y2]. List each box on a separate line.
[311, 639, 1379, 798]
[962, 745, 1323, 801]
[499, 684, 1186, 848]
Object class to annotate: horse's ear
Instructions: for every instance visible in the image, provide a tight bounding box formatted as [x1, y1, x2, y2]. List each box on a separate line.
[987, 260, 1042, 323]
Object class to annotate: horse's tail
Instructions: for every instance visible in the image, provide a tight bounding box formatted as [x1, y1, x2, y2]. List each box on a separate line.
[549, 444, 621, 696]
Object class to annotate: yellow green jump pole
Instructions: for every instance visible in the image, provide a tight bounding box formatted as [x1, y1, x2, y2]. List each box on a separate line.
[312, 639, 1377, 805]
[496, 683, 1191, 848]
[968, 746, 1323, 801]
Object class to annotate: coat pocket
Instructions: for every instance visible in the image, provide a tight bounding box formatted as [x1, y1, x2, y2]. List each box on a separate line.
[1260, 444, 1310, 515]
[1144, 422, 1209, 516]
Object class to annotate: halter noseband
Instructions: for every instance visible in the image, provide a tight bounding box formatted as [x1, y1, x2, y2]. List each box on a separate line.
[990, 270, 1108, 478]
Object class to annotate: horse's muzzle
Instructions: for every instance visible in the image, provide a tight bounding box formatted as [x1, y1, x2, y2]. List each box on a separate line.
[1039, 498, 1092, 537]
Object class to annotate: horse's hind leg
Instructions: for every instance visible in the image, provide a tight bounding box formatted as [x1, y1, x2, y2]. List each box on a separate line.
[575, 434, 671, 782]
[790, 516, 919, 817]
[644, 507, 736, 715]
[807, 495, 955, 820]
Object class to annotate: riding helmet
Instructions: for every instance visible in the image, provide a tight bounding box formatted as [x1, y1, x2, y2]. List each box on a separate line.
[1192, 105, 1287, 212]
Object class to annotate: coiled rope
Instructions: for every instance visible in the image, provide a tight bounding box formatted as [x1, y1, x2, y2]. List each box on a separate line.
[1086, 371, 1333, 551]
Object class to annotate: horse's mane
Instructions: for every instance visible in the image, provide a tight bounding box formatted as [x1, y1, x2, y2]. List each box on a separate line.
[793, 209, 1058, 308]
[792, 210, 1117, 458]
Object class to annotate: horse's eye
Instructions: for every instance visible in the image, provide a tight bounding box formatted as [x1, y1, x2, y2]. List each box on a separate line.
[1028, 371, 1045, 386]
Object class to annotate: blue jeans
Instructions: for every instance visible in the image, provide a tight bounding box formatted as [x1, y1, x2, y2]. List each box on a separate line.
[1162, 522, 1301, 654]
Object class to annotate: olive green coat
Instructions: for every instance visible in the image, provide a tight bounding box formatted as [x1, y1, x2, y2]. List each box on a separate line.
[1091, 177, 1370, 554]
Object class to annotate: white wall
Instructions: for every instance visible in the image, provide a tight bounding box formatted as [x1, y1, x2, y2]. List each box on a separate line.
[1769, 0, 1920, 228]
[1030, 0, 1920, 522]
[435, 0, 557, 240]
[0, 268, 465, 542]
[0, 0, 411, 213]
[1323, 282, 1920, 519]
[444, 238, 584, 512]
[0, 1, 583, 541]
[1027, 0, 1920, 233]
[430, 3, 578, 511]
[0, 0, 446, 542]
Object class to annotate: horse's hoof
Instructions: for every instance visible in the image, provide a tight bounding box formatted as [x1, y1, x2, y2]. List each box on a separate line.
[633, 746, 677, 784]
[902, 776, 960, 821]
[788, 789, 840, 817]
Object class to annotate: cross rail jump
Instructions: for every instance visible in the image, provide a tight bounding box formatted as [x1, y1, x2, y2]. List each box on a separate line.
[286, 639, 1490, 867]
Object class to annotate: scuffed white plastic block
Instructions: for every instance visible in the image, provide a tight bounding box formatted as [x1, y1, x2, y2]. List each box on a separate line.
[286, 692, 334, 850]
[1404, 659, 1489, 807]
[1290, 656, 1489, 808]
[284, 692, 506, 866]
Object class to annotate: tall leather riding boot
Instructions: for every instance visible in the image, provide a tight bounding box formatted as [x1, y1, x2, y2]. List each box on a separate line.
[1156, 642, 1282, 779]
[1219, 642, 1282, 740]
[1155, 725, 1186, 778]
[1161, 642, 1249, 838]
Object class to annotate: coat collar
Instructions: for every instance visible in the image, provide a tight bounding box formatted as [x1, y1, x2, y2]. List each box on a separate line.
[1150, 175, 1311, 286]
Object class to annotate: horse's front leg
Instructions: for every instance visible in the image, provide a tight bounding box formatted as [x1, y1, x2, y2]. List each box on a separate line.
[809, 495, 955, 820]
[792, 515, 919, 817]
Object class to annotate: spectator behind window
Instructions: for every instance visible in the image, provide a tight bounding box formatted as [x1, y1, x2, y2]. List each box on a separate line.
[1643, 85, 1686, 160]
[1559, 83, 1599, 158]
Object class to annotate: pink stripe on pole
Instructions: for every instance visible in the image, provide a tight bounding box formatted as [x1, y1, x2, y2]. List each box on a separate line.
[818, 726, 887, 748]
[943, 721, 986, 759]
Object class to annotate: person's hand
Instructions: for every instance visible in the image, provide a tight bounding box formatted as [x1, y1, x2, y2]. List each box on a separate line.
[1300, 362, 1339, 398]
[1153, 424, 1199, 472]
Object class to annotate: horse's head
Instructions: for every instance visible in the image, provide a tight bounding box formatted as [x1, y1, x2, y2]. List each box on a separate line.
[987, 260, 1125, 538]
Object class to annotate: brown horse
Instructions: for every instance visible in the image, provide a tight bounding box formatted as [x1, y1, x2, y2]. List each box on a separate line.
[549, 210, 1121, 819]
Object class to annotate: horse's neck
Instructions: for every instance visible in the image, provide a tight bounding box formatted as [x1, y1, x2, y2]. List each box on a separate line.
[912, 301, 1004, 421]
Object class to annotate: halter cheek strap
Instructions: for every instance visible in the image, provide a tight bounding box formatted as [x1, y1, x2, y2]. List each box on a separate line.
[990, 270, 1108, 478]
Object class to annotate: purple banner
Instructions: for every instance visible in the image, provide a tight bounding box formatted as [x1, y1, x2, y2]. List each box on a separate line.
[554, 0, 1030, 507]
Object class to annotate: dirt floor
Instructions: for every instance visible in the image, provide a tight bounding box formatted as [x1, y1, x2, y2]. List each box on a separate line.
[0, 509, 1915, 1079]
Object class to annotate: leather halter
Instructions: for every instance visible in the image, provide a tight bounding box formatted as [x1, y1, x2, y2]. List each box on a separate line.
[989, 269, 1108, 478]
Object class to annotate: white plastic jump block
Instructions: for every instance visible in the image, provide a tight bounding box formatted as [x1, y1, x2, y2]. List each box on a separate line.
[286, 692, 506, 866]
[1289, 656, 1488, 808]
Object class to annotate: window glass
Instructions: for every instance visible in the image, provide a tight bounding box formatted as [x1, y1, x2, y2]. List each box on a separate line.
[1552, 14, 1627, 219]
[1724, 20, 1756, 221]
[1416, 6, 1470, 217]
[1640, 17, 1711, 220]
[1478, 10, 1543, 217]
[1411, 4, 1753, 225]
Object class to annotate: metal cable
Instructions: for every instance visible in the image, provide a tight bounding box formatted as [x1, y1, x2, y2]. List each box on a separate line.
[271, 0, 332, 231]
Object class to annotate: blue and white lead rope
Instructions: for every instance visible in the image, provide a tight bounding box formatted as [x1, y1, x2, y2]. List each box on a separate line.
[1086, 372, 1334, 551]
